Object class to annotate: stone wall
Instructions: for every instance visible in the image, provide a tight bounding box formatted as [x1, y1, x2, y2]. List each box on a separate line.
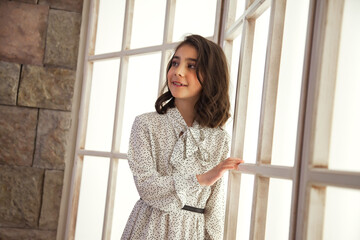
[0, 0, 82, 239]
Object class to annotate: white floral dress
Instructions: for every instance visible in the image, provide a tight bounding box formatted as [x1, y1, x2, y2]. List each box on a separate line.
[121, 107, 230, 240]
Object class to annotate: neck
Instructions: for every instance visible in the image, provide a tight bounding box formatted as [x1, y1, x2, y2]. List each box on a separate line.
[175, 99, 196, 127]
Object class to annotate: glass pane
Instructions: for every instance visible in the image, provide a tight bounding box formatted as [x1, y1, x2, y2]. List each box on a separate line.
[323, 186, 360, 240]
[271, 0, 310, 166]
[120, 53, 161, 153]
[85, 59, 120, 152]
[75, 157, 110, 240]
[235, 0, 246, 20]
[159, 50, 174, 92]
[225, 34, 242, 139]
[328, 0, 360, 172]
[172, 0, 217, 42]
[94, 0, 126, 54]
[265, 178, 292, 240]
[111, 160, 139, 240]
[236, 174, 255, 240]
[131, 0, 166, 49]
[243, 9, 270, 164]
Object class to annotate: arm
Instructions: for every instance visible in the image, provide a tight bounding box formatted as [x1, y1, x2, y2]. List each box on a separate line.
[204, 176, 225, 240]
[198, 134, 243, 239]
[127, 116, 203, 212]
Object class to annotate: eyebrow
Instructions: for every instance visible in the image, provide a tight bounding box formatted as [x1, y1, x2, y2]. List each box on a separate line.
[173, 56, 197, 62]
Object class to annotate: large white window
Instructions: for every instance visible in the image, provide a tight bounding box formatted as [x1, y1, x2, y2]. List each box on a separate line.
[222, 0, 360, 239]
[65, 0, 222, 239]
[64, 0, 360, 239]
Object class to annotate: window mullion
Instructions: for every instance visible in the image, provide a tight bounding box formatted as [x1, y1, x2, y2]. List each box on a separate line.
[224, 14, 255, 240]
[65, 0, 99, 238]
[158, 0, 176, 96]
[288, 0, 317, 238]
[249, 0, 286, 237]
[296, 0, 345, 239]
[214, 0, 223, 43]
[101, 0, 135, 238]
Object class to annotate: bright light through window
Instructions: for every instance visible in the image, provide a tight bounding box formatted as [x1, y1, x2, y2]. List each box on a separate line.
[85, 59, 120, 152]
[120, 53, 161, 153]
[95, 0, 126, 54]
[172, 0, 217, 41]
[243, 9, 270, 164]
[271, 0, 309, 167]
[328, 0, 360, 172]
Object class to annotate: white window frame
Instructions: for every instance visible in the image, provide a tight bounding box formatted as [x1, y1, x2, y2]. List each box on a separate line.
[296, 0, 360, 239]
[62, 0, 223, 239]
[220, 0, 360, 239]
[59, 0, 360, 239]
[220, 0, 305, 238]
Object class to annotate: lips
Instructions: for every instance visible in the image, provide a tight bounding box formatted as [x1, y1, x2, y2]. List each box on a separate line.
[172, 81, 187, 87]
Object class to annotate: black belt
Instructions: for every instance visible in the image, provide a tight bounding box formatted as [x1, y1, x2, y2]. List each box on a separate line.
[181, 205, 205, 214]
[140, 199, 205, 214]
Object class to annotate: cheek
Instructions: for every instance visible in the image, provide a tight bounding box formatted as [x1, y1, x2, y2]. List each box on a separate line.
[167, 70, 173, 82]
[192, 74, 202, 88]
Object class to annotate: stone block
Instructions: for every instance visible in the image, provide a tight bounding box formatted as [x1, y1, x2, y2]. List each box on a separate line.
[0, 105, 38, 166]
[33, 109, 71, 170]
[39, 170, 64, 230]
[0, 61, 21, 105]
[0, 228, 56, 240]
[39, 0, 83, 13]
[0, 165, 44, 228]
[18, 65, 76, 111]
[11, 0, 38, 4]
[0, 1, 48, 65]
[44, 9, 81, 69]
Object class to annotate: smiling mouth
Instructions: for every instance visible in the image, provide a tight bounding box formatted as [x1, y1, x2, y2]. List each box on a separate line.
[172, 81, 187, 87]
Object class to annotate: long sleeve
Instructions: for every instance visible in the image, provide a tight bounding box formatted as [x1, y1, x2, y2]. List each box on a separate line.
[204, 132, 230, 240]
[127, 116, 203, 212]
[204, 177, 225, 239]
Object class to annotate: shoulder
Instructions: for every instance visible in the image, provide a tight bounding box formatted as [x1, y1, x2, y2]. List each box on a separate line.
[203, 126, 230, 142]
[132, 111, 168, 130]
[202, 127, 230, 156]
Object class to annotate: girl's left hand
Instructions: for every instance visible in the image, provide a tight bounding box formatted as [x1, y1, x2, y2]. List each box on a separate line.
[196, 157, 244, 186]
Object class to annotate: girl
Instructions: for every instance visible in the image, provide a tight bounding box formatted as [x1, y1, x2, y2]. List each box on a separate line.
[121, 35, 243, 240]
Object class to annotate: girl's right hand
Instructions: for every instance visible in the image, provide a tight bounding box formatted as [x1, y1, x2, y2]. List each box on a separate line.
[196, 157, 244, 186]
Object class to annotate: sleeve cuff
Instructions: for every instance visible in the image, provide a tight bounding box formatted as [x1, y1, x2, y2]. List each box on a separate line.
[173, 174, 204, 206]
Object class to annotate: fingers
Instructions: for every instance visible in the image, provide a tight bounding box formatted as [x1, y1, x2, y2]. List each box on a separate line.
[219, 162, 240, 171]
[219, 157, 244, 171]
[225, 157, 244, 163]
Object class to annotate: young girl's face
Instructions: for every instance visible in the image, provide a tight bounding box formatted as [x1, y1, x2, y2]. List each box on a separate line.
[167, 44, 202, 104]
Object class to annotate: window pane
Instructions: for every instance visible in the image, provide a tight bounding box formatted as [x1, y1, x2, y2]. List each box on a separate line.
[172, 0, 217, 42]
[235, 0, 246, 20]
[111, 160, 139, 240]
[271, 0, 310, 166]
[323, 186, 360, 240]
[131, 0, 166, 49]
[225, 34, 242, 139]
[85, 59, 120, 152]
[328, 0, 360, 172]
[243, 9, 270, 164]
[120, 53, 161, 153]
[265, 178, 292, 239]
[236, 174, 254, 240]
[75, 157, 110, 240]
[94, 0, 126, 54]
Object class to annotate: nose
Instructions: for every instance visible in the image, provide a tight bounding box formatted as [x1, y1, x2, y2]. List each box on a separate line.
[174, 64, 185, 77]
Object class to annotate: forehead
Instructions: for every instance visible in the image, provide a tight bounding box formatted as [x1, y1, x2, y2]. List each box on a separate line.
[174, 44, 198, 59]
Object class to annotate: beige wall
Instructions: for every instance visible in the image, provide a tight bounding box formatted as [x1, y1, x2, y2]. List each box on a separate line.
[0, 0, 83, 239]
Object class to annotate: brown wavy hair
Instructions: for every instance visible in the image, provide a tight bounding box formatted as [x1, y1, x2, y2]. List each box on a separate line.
[155, 34, 230, 128]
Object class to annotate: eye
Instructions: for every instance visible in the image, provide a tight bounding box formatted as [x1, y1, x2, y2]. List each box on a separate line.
[171, 60, 179, 67]
[188, 64, 196, 69]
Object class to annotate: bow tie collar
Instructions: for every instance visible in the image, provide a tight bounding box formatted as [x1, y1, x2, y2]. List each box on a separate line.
[166, 107, 211, 170]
